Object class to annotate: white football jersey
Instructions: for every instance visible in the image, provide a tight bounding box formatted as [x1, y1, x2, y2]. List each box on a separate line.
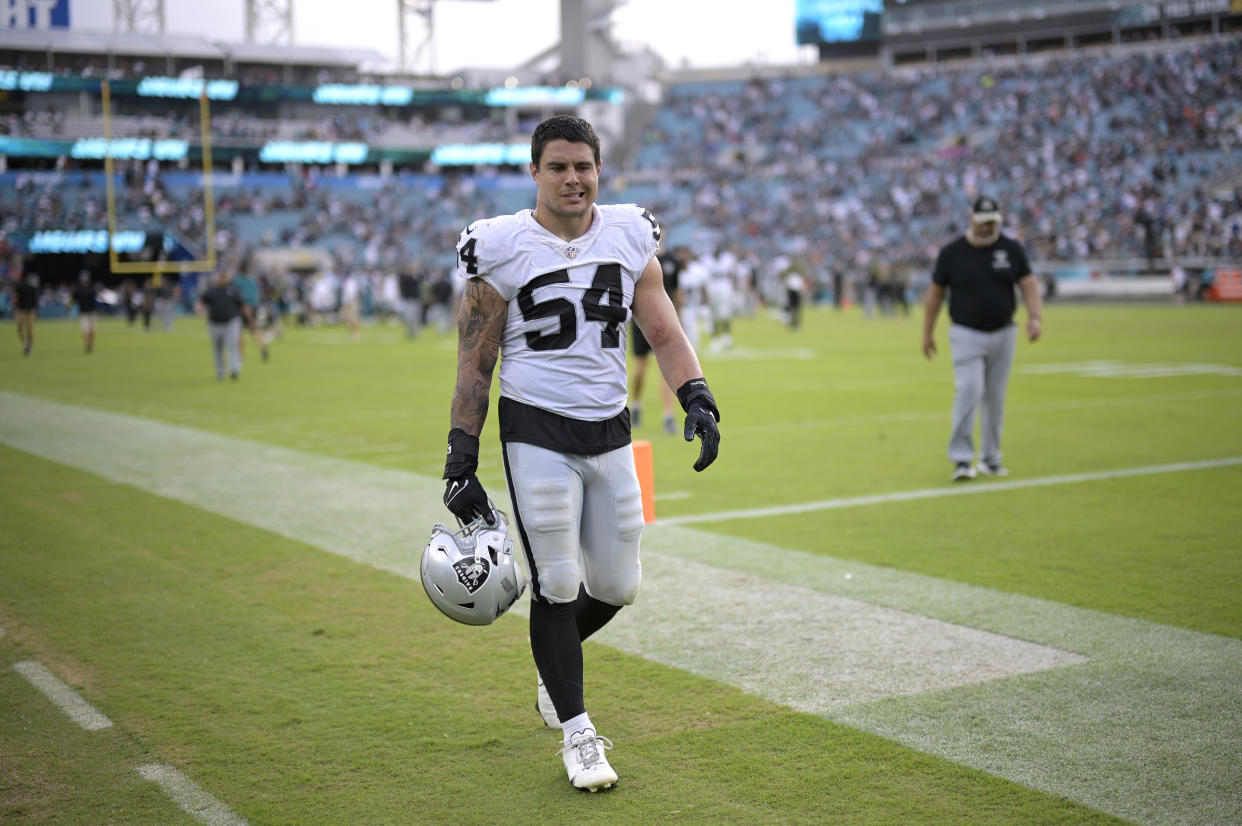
[455, 203, 662, 421]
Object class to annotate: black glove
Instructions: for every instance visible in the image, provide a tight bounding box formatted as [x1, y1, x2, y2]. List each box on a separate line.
[676, 378, 721, 472]
[443, 428, 495, 525]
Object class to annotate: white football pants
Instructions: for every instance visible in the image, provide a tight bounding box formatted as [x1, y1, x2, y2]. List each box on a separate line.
[501, 441, 645, 606]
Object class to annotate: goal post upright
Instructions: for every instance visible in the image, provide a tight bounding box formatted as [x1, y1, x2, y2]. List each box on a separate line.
[102, 78, 218, 276]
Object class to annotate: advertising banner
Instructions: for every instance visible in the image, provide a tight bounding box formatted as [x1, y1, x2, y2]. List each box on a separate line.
[3, 0, 69, 30]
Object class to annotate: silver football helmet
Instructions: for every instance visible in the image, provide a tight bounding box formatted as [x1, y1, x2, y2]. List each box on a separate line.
[421, 510, 527, 626]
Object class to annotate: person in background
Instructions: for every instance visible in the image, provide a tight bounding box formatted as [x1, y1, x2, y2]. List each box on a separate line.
[782, 259, 808, 331]
[232, 260, 262, 355]
[922, 196, 1043, 481]
[156, 273, 179, 331]
[704, 246, 738, 352]
[195, 270, 248, 381]
[339, 267, 362, 339]
[122, 279, 138, 326]
[140, 276, 156, 331]
[69, 270, 99, 354]
[629, 245, 685, 435]
[12, 271, 39, 356]
[253, 275, 283, 362]
[398, 267, 424, 339]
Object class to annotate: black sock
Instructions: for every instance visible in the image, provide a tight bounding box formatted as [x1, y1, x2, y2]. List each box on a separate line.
[530, 597, 585, 722]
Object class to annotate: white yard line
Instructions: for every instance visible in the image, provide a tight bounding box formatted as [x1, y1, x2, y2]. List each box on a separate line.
[138, 764, 249, 826]
[9, 630, 245, 823]
[1, 390, 1239, 826]
[729, 387, 1242, 435]
[12, 660, 113, 731]
[659, 456, 1242, 525]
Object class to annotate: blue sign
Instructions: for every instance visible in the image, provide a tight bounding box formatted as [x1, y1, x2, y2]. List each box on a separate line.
[258, 141, 369, 164]
[0, 71, 54, 91]
[4, 0, 70, 30]
[312, 84, 414, 106]
[69, 138, 189, 161]
[795, 0, 882, 45]
[431, 143, 530, 166]
[485, 86, 585, 108]
[137, 77, 240, 101]
[29, 230, 146, 254]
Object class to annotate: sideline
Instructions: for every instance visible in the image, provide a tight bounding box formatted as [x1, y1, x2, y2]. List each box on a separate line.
[1, 390, 1239, 826]
[659, 456, 1242, 525]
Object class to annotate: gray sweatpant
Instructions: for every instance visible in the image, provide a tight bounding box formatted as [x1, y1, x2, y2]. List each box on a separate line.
[947, 322, 1017, 465]
[208, 317, 242, 379]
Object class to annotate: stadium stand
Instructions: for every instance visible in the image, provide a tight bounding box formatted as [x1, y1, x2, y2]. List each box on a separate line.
[628, 39, 1242, 287]
[1, 20, 1240, 314]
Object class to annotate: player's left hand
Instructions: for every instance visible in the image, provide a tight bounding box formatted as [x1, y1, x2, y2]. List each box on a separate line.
[677, 378, 721, 472]
[684, 401, 720, 472]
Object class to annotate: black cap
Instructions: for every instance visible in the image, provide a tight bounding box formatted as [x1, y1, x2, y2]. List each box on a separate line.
[971, 196, 1002, 222]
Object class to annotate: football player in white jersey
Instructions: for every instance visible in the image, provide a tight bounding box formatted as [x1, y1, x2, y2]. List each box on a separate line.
[442, 115, 721, 792]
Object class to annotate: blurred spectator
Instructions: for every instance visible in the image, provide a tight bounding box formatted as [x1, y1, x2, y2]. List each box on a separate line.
[69, 270, 99, 353]
[12, 271, 39, 355]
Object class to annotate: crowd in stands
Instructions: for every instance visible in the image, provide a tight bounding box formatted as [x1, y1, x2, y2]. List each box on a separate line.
[631, 38, 1242, 282]
[2, 37, 1241, 319]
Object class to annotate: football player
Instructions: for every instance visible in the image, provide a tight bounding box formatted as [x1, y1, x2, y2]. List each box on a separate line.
[442, 115, 721, 792]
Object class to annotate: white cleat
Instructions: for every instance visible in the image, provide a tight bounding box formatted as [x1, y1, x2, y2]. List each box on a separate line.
[536, 678, 559, 729]
[559, 728, 617, 792]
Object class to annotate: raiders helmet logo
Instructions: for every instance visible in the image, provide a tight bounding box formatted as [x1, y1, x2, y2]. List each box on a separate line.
[452, 556, 491, 594]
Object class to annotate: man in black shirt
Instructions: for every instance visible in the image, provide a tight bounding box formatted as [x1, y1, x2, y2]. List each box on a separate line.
[397, 268, 424, 339]
[12, 272, 39, 356]
[922, 196, 1043, 481]
[70, 271, 99, 353]
[195, 270, 247, 380]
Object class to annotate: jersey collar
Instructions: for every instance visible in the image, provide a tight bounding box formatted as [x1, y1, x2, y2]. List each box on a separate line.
[523, 204, 603, 260]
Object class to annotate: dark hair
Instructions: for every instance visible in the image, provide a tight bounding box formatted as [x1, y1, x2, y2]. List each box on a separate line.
[530, 115, 601, 169]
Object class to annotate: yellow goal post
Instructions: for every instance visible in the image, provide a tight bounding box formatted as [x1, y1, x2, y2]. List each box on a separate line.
[101, 78, 217, 275]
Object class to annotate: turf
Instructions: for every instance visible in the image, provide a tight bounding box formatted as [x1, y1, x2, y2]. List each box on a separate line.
[1, 301, 1239, 824]
[0, 446, 1122, 825]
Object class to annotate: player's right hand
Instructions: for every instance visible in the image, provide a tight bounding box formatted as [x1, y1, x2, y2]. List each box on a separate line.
[442, 427, 494, 525]
[443, 474, 495, 525]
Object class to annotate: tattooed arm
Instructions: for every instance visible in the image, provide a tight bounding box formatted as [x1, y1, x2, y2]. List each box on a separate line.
[449, 278, 508, 437]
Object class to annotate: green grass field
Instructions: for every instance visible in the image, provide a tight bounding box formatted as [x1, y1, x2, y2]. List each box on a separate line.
[2, 301, 1240, 825]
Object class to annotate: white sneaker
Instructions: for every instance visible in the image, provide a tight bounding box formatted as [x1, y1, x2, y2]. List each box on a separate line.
[536, 678, 558, 729]
[952, 462, 976, 482]
[559, 728, 617, 792]
[977, 461, 1009, 477]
